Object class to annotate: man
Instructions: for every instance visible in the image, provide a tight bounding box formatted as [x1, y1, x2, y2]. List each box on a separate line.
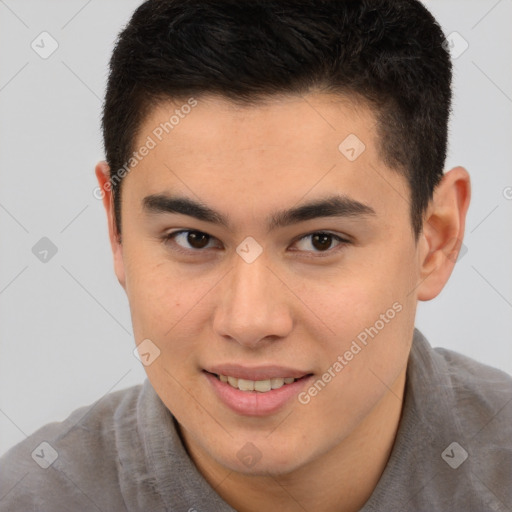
[1, 0, 511, 511]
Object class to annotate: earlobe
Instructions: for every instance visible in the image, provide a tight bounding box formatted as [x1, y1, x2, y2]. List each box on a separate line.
[416, 166, 471, 301]
[94, 161, 127, 290]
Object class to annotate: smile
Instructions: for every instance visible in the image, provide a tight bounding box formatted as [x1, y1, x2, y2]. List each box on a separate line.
[214, 373, 298, 392]
[203, 370, 313, 416]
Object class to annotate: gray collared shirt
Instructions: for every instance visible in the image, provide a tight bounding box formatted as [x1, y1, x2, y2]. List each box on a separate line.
[1, 328, 511, 511]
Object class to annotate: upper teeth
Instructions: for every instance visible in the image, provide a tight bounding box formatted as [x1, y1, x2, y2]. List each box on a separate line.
[218, 374, 296, 392]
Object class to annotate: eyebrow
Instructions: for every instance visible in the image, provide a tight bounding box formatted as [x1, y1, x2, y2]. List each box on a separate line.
[142, 193, 376, 231]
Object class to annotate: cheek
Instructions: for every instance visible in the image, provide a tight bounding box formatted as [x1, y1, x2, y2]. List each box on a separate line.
[307, 250, 416, 374]
[123, 252, 219, 365]
[123, 250, 185, 339]
[319, 259, 412, 334]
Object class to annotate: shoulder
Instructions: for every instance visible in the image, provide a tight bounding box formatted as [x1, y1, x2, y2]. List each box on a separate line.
[0, 383, 143, 511]
[368, 332, 512, 511]
[432, 344, 512, 432]
[431, 344, 512, 506]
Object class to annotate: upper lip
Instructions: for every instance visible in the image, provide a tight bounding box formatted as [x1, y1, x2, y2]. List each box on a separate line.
[205, 364, 311, 381]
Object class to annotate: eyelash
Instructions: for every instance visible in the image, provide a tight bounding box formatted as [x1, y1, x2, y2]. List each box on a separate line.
[162, 230, 351, 258]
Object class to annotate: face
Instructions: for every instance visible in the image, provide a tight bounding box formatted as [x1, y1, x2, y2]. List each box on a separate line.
[103, 92, 424, 475]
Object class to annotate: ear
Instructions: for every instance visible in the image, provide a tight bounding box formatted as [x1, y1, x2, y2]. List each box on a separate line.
[416, 166, 471, 301]
[95, 161, 126, 290]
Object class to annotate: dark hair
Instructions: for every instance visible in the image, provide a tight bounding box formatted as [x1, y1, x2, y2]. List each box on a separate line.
[102, 0, 452, 239]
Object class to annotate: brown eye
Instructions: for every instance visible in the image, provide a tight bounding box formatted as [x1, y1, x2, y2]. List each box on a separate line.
[164, 230, 217, 252]
[292, 232, 350, 255]
[186, 231, 210, 249]
[311, 233, 334, 251]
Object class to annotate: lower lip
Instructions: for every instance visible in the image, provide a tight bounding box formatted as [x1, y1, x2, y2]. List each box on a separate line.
[203, 371, 313, 416]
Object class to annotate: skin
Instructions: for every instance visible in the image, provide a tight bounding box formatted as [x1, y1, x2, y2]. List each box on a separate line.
[96, 92, 470, 512]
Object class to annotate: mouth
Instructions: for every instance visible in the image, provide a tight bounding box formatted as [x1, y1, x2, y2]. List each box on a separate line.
[202, 369, 314, 416]
[205, 370, 310, 393]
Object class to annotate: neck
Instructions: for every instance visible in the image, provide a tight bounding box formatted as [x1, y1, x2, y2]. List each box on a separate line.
[181, 367, 407, 512]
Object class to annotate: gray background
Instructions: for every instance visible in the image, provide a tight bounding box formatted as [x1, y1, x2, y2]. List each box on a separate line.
[0, 0, 511, 457]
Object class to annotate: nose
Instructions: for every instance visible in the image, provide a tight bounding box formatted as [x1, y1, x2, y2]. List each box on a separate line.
[212, 252, 294, 348]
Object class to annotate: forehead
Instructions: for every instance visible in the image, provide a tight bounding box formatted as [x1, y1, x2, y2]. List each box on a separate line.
[142, 92, 376, 157]
[123, 92, 409, 229]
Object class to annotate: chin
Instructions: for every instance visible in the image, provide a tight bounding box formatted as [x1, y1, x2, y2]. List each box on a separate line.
[214, 437, 309, 476]
[230, 456, 305, 477]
